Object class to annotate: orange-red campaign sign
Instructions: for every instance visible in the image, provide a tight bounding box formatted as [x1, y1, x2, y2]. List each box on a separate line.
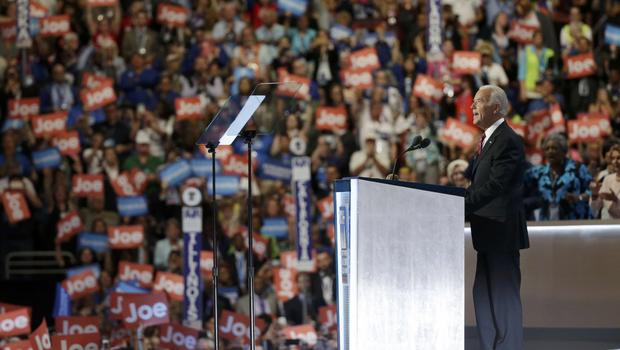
[159, 323, 199, 350]
[0, 20, 16, 42]
[506, 119, 526, 139]
[281, 324, 318, 347]
[81, 82, 117, 111]
[526, 107, 565, 145]
[348, 48, 380, 71]
[118, 261, 154, 288]
[277, 69, 310, 100]
[175, 96, 203, 121]
[274, 268, 298, 302]
[52, 131, 81, 157]
[252, 234, 269, 259]
[39, 15, 70, 37]
[29, 320, 52, 350]
[341, 68, 373, 90]
[3, 340, 33, 350]
[319, 305, 337, 331]
[508, 21, 537, 45]
[279, 250, 317, 272]
[87, 0, 118, 7]
[2, 191, 31, 224]
[221, 154, 253, 177]
[62, 269, 99, 300]
[452, 51, 481, 74]
[109, 326, 132, 348]
[56, 210, 83, 243]
[153, 272, 184, 301]
[109, 292, 130, 321]
[440, 118, 480, 149]
[121, 293, 170, 329]
[51, 332, 101, 350]
[0, 302, 31, 314]
[413, 74, 444, 103]
[0, 308, 31, 338]
[200, 251, 214, 278]
[315, 106, 347, 133]
[9, 98, 40, 120]
[72, 174, 104, 198]
[54, 316, 99, 335]
[110, 171, 141, 196]
[218, 310, 265, 345]
[81, 73, 113, 89]
[565, 53, 596, 79]
[30, 1, 48, 18]
[31, 112, 67, 138]
[317, 196, 334, 221]
[108, 225, 144, 249]
[157, 4, 189, 27]
[568, 118, 611, 143]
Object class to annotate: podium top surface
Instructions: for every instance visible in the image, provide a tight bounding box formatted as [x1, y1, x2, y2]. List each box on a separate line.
[334, 177, 466, 197]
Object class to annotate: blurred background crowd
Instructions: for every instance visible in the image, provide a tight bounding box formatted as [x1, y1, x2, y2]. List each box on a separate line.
[0, 0, 620, 348]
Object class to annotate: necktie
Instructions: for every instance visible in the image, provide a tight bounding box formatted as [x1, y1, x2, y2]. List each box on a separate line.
[477, 134, 486, 156]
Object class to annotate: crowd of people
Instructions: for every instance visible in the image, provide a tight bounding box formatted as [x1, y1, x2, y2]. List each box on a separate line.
[1, 0, 620, 348]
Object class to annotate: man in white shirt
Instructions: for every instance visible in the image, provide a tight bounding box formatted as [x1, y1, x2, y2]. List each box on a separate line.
[349, 135, 390, 179]
[154, 218, 183, 270]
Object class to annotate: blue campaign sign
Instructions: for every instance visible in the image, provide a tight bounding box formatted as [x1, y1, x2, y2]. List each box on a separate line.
[207, 175, 240, 196]
[117, 196, 149, 217]
[190, 158, 221, 178]
[2, 119, 25, 132]
[160, 159, 192, 187]
[330, 25, 353, 41]
[277, 0, 307, 16]
[115, 280, 149, 294]
[363, 32, 397, 47]
[77, 232, 109, 253]
[66, 264, 101, 278]
[257, 156, 292, 181]
[68, 105, 106, 127]
[32, 148, 62, 170]
[183, 231, 203, 328]
[605, 24, 620, 46]
[52, 282, 71, 317]
[260, 217, 289, 239]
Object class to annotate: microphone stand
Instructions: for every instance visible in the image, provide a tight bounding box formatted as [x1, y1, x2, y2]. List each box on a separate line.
[206, 143, 220, 350]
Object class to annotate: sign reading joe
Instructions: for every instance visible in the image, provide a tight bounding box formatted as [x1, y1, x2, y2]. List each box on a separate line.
[181, 187, 203, 330]
[292, 157, 313, 270]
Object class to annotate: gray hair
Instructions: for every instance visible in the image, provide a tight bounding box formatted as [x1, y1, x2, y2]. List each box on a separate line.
[542, 133, 568, 154]
[480, 85, 509, 117]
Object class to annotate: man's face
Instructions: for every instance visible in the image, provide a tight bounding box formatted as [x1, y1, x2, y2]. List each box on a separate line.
[317, 252, 332, 271]
[472, 88, 498, 129]
[610, 150, 620, 172]
[52, 65, 66, 83]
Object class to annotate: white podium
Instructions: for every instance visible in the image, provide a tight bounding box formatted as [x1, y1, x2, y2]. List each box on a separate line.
[334, 177, 465, 350]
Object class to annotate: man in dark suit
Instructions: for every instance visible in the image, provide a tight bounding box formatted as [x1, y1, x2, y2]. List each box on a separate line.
[465, 85, 530, 350]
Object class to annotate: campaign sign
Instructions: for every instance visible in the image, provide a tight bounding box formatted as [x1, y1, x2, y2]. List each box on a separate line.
[118, 261, 154, 288]
[109, 326, 131, 348]
[348, 48, 380, 71]
[330, 24, 353, 41]
[2, 191, 31, 224]
[29, 320, 52, 350]
[568, 118, 611, 143]
[221, 154, 251, 177]
[153, 272, 184, 301]
[439, 118, 479, 149]
[190, 158, 220, 178]
[0, 20, 16, 43]
[72, 174, 104, 198]
[292, 156, 312, 267]
[111, 172, 138, 196]
[218, 310, 265, 345]
[61, 269, 99, 300]
[157, 4, 189, 27]
[77, 232, 109, 253]
[160, 323, 199, 350]
[2, 119, 25, 132]
[526, 109, 558, 145]
[117, 196, 148, 217]
[66, 264, 101, 279]
[52, 131, 81, 156]
[32, 148, 62, 170]
[258, 156, 292, 182]
[565, 53, 596, 79]
[206, 175, 240, 196]
[508, 20, 537, 45]
[0, 308, 31, 338]
[160, 159, 192, 187]
[52, 282, 71, 318]
[81, 82, 116, 111]
[277, 68, 310, 100]
[87, 0, 118, 7]
[121, 293, 170, 329]
[81, 73, 113, 90]
[51, 332, 101, 350]
[280, 250, 317, 272]
[277, 0, 307, 16]
[200, 251, 214, 278]
[605, 24, 620, 46]
[183, 231, 203, 329]
[114, 281, 150, 294]
[252, 234, 269, 259]
[30, 1, 48, 18]
[39, 15, 70, 37]
[317, 196, 334, 221]
[319, 305, 337, 331]
[341, 68, 373, 90]
[175, 96, 203, 121]
[315, 106, 347, 133]
[9, 97, 40, 120]
[54, 316, 99, 335]
[281, 324, 318, 347]
[3, 339, 33, 350]
[452, 51, 481, 74]
[274, 268, 298, 302]
[31, 112, 67, 138]
[413, 74, 444, 103]
[56, 210, 83, 243]
[108, 225, 144, 249]
[260, 217, 289, 239]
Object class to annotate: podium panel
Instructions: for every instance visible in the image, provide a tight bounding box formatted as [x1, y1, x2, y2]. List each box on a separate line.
[335, 178, 465, 350]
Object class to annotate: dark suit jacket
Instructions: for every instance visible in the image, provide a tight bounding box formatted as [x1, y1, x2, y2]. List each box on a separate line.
[465, 121, 529, 253]
[283, 293, 326, 325]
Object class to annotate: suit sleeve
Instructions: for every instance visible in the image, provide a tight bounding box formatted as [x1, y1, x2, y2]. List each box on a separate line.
[465, 136, 523, 214]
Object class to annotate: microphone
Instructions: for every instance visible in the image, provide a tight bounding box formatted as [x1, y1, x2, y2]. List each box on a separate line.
[389, 135, 428, 179]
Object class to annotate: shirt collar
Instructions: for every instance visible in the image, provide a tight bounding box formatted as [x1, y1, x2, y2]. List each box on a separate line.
[484, 118, 505, 141]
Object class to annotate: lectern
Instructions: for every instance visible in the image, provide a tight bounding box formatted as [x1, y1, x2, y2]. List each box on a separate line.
[334, 177, 466, 350]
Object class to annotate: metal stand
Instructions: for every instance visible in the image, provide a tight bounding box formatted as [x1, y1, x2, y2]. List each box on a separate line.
[207, 144, 220, 350]
[240, 130, 257, 350]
